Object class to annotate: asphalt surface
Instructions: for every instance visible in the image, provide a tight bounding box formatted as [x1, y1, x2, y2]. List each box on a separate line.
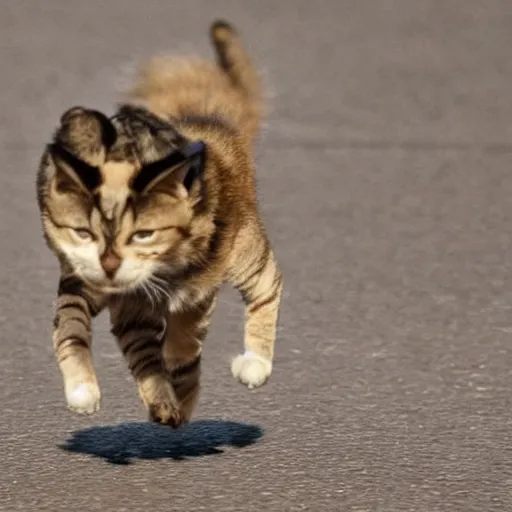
[1, 1, 512, 511]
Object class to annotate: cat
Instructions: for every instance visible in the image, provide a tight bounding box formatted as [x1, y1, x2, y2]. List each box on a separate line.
[36, 20, 283, 427]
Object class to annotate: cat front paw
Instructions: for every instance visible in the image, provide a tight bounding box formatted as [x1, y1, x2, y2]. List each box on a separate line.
[65, 382, 101, 414]
[139, 376, 185, 428]
[148, 400, 184, 428]
[231, 352, 272, 389]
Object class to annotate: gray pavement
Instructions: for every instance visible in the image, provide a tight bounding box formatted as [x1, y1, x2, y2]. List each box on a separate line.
[1, 1, 512, 511]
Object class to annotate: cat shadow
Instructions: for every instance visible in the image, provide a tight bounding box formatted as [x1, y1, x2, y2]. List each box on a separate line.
[59, 419, 264, 465]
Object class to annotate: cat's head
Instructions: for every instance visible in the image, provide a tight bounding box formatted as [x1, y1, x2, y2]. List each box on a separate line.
[37, 105, 210, 294]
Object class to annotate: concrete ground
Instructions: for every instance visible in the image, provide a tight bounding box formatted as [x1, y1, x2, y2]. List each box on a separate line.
[1, 1, 512, 511]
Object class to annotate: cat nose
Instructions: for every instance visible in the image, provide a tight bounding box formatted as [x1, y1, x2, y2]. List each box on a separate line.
[100, 249, 122, 279]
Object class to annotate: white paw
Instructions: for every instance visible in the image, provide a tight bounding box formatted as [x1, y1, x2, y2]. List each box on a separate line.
[231, 352, 272, 389]
[65, 382, 101, 415]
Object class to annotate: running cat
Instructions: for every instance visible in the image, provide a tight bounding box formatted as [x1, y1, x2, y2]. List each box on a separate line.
[36, 20, 283, 427]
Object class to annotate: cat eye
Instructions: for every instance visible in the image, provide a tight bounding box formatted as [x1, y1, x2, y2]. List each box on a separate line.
[130, 230, 156, 243]
[72, 228, 93, 241]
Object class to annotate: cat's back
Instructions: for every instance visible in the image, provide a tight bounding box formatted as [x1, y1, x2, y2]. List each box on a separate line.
[125, 22, 262, 147]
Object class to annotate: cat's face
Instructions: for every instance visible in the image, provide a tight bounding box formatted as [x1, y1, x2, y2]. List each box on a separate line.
[37, 105, 208, 294]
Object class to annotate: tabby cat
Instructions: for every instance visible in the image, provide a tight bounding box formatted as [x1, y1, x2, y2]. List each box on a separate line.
[36, 20, 283, 427]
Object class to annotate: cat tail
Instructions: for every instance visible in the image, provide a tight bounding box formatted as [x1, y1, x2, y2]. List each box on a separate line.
[210, 20, 262, 140]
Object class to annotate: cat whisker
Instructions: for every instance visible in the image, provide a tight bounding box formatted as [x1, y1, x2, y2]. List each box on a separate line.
[149, 279, 172, 304]
[140, 280, 157, 310]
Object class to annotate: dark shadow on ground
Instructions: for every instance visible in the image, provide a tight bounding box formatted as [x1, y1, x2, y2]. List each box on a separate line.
[59, 420, 264, 465]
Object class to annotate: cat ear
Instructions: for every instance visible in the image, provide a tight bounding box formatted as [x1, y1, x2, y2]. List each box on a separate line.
[172, 141, 206, 192]
[132, 141, 206, 196]
[50, 143, 102, 194]
[49, 106, 113, 194]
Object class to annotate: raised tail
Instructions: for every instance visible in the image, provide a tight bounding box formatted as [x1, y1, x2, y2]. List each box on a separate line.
[210, 20, 262, 139]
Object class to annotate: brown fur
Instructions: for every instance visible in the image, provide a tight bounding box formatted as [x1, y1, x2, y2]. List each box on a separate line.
[36, 20, 283, 426]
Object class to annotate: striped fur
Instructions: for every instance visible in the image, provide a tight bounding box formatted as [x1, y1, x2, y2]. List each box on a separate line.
[36, 20, 283, 427]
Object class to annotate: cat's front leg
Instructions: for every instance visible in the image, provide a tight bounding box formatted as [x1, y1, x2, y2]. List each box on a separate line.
[109, 294, 184, 428]
[230, 235, 284, 389]
[52, 276, 104, 414]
